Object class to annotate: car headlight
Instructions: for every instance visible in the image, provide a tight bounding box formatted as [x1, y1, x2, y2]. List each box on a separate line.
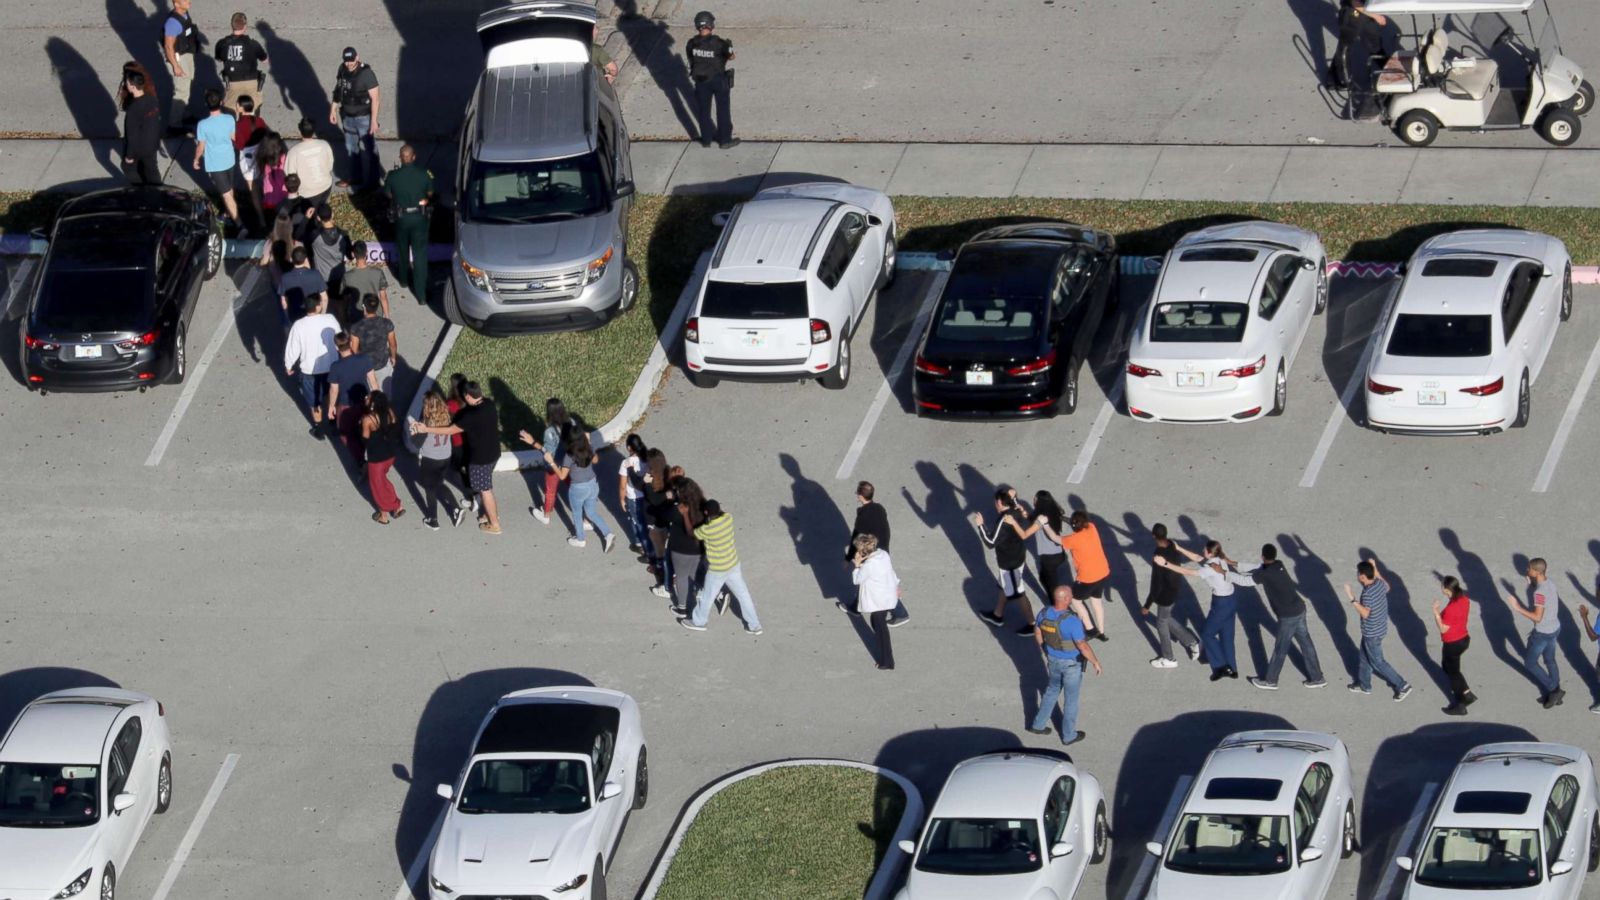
[585, 246, 614, 284]
[428, 873, 453, 895]
[553, 872, 590, 893]
[54, 869, 94, 899]
[459, 259, 490, 292]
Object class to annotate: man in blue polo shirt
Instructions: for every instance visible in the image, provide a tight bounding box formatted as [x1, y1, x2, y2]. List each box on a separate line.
[1027, 585, 1102, 747]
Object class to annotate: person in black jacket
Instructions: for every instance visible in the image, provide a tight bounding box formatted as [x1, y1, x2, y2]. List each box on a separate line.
[685, 10, 739, 149]
[838, 481, 909, 625]
[973, 488, 1034, 635]
[1234, 544, 1328, 690]
[120, 66, 164, 185]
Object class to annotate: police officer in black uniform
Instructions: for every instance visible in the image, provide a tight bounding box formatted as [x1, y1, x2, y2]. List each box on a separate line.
[215, 12, 269, 114]
[685, 10, 739, 149]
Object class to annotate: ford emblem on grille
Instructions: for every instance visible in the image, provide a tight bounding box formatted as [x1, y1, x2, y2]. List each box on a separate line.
[526, 281, 547, 291]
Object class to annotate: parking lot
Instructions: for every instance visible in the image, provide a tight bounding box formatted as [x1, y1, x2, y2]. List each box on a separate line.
[2, 246, 1600, 900]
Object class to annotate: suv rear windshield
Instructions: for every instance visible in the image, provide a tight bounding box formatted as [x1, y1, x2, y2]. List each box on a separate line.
[34, 268, 155, 332]
[464, 152, 608, 224]
[700, 280, 808, 320]
[1149, 302, 1248, 343]
[1385, 314, 1492, 357]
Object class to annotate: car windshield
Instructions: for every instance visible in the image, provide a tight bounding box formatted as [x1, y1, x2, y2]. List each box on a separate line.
[457, 758, 590, 815]
[914, 817, 1043, 876]
[1385, 314, 1493, 357]
[33, 268, 155, 333]
[700, 280, 808, 320]
[0, 763, 100, 827]
[1415, 827, 1542, 888]
[464, 152, 608, 224]
[1149, 302, 1249, 343]
[1164, 814, 1293, 876]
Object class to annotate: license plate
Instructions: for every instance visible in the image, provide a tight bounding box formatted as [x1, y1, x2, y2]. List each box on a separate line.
[1177, 372, 1204, 387]
[966, 370, 993, 386]
[1418, 389, 1445, 406]
[74, 344, 102, 359]
[741, 332, 767, 349]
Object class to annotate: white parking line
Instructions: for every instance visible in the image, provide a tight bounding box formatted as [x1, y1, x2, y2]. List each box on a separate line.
[4, 258, 37, 316]
[1532, 331, 1600, 492]
[392, 807, 448, 900]
[1127, 774, 1192, 900]
[835, 271, 948, 481]
[1372, 781, 1438, 900]
[149, 753, 239, 900]
[145, 268, 263, 468]
[1066, 381, 1123, 484]
[1299, 333, 1378, 489]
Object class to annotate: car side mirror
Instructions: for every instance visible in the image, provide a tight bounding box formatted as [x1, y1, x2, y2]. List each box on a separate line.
[1395, 856, 1414, 871]
[112, 792, 136, 813]
[1542, 265, 1554, 278]
[600, 781, 622, 801]
[712, 211, 731, 228]
[1145, 841, 1164, 857]
[866, 214, 884, 228]
[614, 180, 636, 199]
[435, 783, 454, 801]
[1302, 258, 1317, 270]
[1050, 841, 1073, 859]
[1551, 860, 1574, 876]
[1300, 847, 1324, 863]
[897, 839, 916, 855]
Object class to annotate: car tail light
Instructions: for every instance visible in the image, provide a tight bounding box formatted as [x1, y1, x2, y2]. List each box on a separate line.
[684, 317, 699, 343]
[137, 372, 155, 380]
[1129, 406, 1152, 419]
[117, 329, 160, 351]
[1126, 363, 1161, 378]
[809, 319, 831, 344]
[916, 399, 943, 411]
[1366, 378, 1401, 396]
[1460, 377, 1504, 396]
[1218, 355, 1266, 379]
[1007, 351, 1055, 377]
[914, 355, 950, 376]
[1232, 407, 1262, 419]
[28, 375, 44, 384]
[23, 334, 60, 351]
[1019, 398, 1055, 411]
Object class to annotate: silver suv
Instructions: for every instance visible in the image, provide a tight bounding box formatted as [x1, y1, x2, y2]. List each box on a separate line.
[447, 1, 639, 336]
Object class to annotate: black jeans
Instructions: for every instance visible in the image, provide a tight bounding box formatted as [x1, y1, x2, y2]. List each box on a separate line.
[693, 74, 733, 144]
[870, 610, 894, 668]
[1442, 636, 1472, 702]
[123, 153, 163, 185]
[418, 456, 458, 522]
[1036, 552, 1067, 599]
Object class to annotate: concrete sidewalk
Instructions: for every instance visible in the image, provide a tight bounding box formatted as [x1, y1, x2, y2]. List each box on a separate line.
[5, 138, 1599, 208]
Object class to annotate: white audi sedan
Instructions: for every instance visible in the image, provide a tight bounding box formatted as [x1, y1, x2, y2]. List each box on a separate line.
[1146, 731, 1356, 900]
[896, 750, 1108, 899]
[684, 181, 896, 390]
[1396, 743, 1597, 899]
[428, 687, 646, 900]
[1125, 221, 1327, 423]
[1364, 230, 1572, 435]
[0, 688, 172, 900]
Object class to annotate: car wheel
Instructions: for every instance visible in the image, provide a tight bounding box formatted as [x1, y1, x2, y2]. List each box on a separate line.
[1561, 262, 1573, 322]
[1587, 812, 1599, 872]
[168, 324, 188, 385]
[590, 860, 607, 900]
[1268, 363, 1287, 416]
[1512, 370, 1530, 428]
[1396, 111, 1440, 147]
[820, 330, 851, 390]
[618, 259, 640, 313]
[1057, 358, 1080, 415]
[632, 746, 648, 810]
[1568, 80, 1595, 116]
[100, 864, 115, 900]
[1091, 802, 1109, 864]
[1314, 259, 1328, 314]
[1538, 108, 1581, 146]
[443, 279, 466, 327]
[688, 368, 719, 388]
[876, 232, 897, 291]
[203, 221, 223, 281]
[156, 753, 172, 814]
[1341, 802, 1356, 858]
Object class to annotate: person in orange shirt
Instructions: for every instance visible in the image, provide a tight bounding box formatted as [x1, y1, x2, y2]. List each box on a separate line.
[1059, 510, 1112, 641]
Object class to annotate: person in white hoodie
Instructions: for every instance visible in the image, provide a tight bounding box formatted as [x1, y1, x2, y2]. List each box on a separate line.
[283, 294, 340, 437]
[851, 533, 901, 670]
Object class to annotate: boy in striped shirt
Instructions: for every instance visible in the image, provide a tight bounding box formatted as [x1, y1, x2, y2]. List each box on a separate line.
[1344, 558, 1412, 701]
[681, 500, 763, 635]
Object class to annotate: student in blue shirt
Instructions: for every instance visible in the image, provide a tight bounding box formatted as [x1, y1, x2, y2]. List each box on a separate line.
[1026, 586, 1102, 747]
[192, 89, 240, 224]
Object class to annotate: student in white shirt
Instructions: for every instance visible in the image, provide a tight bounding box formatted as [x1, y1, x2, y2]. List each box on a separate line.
[1156, 539, 1240, 682]
[283, 294, 340, 435]
[852, 533, 901, 670]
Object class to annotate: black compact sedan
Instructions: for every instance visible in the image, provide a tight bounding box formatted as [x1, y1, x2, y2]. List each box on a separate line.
[21, 187, 222, 393]
[912, 222, 1117, 416]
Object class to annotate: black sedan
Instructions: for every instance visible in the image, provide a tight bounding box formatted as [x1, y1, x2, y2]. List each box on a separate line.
[21, 186, 222, 393]
[912, 222, 1117, 417]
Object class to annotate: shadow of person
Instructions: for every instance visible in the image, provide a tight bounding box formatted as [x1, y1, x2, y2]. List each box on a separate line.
[617, 13, 699, 139]
[1360, 546, 1446, 696]
[777, 454, 877, 654]
[375, 0, 479, 140]
[1123, 511, 1206, 653]
[1065, 494, 1146, 647]
[1285, 0, 1338, 85]
[255, 20, 330, 133]
[104, 0, 170, 100]
[392, 668, 593, 900]
[0, 667, 121, 734]
[1440, 527, 1527, 682]
[44, 39, 123, 175]
[1280, 532, 1361, 679]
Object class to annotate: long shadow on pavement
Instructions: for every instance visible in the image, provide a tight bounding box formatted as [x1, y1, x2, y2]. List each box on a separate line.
[616, 10, 699, 140]
[0, 667, 121, 732]
[1282, 531, 1362, 681]
[1123, 511, 1208, 659]
[255, 21, 331, 135]
[778, 453, 878, 658]
[376, 0, 479, 139]
[45, 39, 123, 162]
[1441, 527, 1534, 694]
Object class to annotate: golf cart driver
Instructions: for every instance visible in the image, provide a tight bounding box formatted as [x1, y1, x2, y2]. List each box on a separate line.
[1365, 0, 1591, 147]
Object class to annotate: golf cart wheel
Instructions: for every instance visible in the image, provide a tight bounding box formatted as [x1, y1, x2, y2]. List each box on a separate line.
[1396, 111, 1440, 147]
[1568, 80, 1595, 116]
[1538, 108, 1581, 146]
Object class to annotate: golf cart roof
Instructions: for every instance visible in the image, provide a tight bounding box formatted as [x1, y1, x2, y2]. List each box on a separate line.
[1365, 0, 1538, 15]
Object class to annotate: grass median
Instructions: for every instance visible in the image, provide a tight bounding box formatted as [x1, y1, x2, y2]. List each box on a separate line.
[653, 765, 905, 900]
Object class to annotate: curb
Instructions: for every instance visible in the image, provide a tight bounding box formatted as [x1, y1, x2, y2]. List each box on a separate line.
[635, 758, 924, 900]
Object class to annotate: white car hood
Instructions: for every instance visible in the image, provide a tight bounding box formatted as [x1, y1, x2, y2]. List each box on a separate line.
[430, 809, 596, 891]
[0, 825, 96, 892]
[1403, 880, 1549, 900]
[904, 869, 1046, 900]
[1151, 869, 1298, 900]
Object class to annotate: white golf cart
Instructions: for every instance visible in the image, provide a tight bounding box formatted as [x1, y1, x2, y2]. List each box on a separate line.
[1365, 0, 1591, 146]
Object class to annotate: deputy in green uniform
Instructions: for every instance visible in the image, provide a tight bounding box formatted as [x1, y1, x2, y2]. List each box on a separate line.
[384, 143, 433, 302]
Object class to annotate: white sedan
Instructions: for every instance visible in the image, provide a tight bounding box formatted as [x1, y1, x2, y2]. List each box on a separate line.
[1364, 229, 1572, 435]
[896, 750, 1108, 899]
[684, 181, 896, 390]
[1146, 731, 1356, 900]
[1397, 742, 1597, 898]
[1125, 221, 1327, 423]
[428, 687, 646, 900]
[0, 688, 173, 900]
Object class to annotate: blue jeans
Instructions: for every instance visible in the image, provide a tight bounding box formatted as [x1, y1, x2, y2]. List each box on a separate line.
[1201, 595, 1238, 672]
[341, 115, 376, 187]
[297, 371, 328, 414]
[692, 564, 760, 630]
[1264, 613, 1324, 683]
[566, 480, 610, 542]
[625, 497, 651, 556]
[1358, 633, 1408, 692]
[1031, 654, 1084, 741]
[1524, 629, 1561, 694]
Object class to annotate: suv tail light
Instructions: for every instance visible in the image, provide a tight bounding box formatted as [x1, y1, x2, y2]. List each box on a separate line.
[809, 319, 831, 344]
[1218, 355, 1266, 379]
[1460, 377, 1504, 396]
[1366, 378, 1401, 396]
[116, 329, 160, 352]
[684, 317, 699, 343]
[23, 334, 60, 351]
[1007, 351, 1056, 377]
[1126, 362, 1161, 378]
[914, 355, 950, 376]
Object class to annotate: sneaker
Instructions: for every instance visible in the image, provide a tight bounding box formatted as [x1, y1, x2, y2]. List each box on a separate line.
[715, 594, 729, 616]
[479, 522, 501, 535]
[1016, 625, 1036, 637]
[719, 138, 743, 149]
[423, 517, 440, 531]
[1443, 703, 1468, 716]
[1151, 657, 1179, 669]
[1395, 685, 1413, 703]
[1093, 632, 1109, 642]
[677, 618, 706, 632]
[1304, 679, 1328, 689]
[602, 534, 616, 554]
[1249, 677, 1279, 691]
[530, 506, 550, 525]
[1209, 669, 1229, 682]
[650, 584, 671, 599]
[1462, 691, 1478, 707]
[1063, 731, 1087, 747]
[1224, 667, 1239, 679]
[1544, 688, 1566, 708]
[1348, 683, 1371, 694]
[1186, 643, 1201, 661]
[1025, 726, 1050, 735]
[309, 424, 326, 440]
[744, 625, 763, 636]
[835, 600, 861, 616]
[449, 507, 465, 528]
[1589, 701, 1600, 714]
[628, 543, 643, 554]
[567, 537, 587, 548]
[980, 612, 1005, 628]
[887, 615, 910, 628]
[671, 605, 687, 615]
[470, 496, 480, 514]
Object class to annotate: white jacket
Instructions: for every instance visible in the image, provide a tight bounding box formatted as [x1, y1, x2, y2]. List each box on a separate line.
[852, 550, 901, 614]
